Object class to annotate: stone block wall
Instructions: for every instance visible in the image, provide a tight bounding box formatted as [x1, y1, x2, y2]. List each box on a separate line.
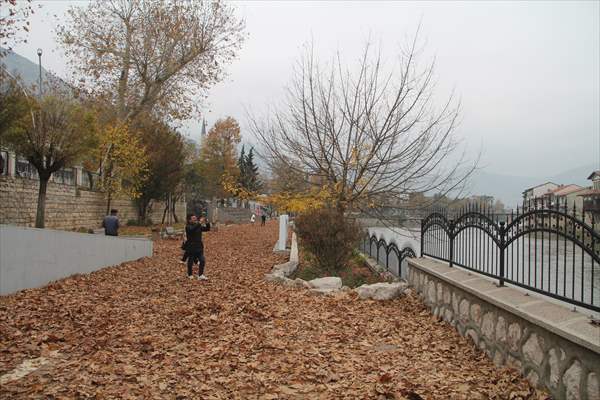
[407, 263, 600, 400]
[0, 176, 185, 230]
[215, 207, 253, 224]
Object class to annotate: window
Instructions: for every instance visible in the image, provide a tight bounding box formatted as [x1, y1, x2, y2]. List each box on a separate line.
[0, 151, 7, 176]
[15, 159, 38, 180]
[53, 168, 75, 185]
[80, 170, 100, 189]
[81, 171, 91, 188]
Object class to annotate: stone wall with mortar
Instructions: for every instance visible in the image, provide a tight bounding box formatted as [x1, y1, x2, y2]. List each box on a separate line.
[215, 207, 253, 224]
[407, 259, 600, 400]
[0, 176, 185, 230]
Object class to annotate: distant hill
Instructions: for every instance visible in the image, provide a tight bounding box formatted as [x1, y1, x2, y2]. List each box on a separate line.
[1, 49, 68, 94]
[549, 164, 596, 187]
[468, 163, 596, 208]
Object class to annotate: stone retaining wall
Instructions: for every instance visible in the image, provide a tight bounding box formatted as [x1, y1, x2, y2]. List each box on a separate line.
[215, 207, 253, 224]
[408, 258, 600, 400]
[0, 176, 185, 230]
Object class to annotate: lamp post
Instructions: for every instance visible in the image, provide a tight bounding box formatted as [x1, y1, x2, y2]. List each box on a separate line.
[37, 48, 43, 97]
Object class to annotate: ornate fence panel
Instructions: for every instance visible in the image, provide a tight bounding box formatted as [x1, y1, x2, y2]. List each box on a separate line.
[361, 233, 416, 279]
[421, 204, 600, 312]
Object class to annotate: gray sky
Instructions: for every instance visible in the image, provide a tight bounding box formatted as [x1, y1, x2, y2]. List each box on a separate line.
[11, 0, 600, 178]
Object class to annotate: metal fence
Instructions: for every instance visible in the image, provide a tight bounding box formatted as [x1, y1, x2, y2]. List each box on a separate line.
[358, 233, 416, 279]
[421, 203, 600, 312]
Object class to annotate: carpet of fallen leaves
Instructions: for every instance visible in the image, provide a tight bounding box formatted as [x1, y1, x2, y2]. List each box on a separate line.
[0, 222, 549, 399]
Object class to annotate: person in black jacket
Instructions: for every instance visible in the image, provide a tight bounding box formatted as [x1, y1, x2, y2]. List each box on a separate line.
[184, 214, 211, 280]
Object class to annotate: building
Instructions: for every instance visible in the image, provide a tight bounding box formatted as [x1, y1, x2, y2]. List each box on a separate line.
[541, 184, 584, 211]
[578, 171, 600, 222]
[522, 182, 559, 208]
[469, 195, 495, 210]
[200, 118, 207, 140]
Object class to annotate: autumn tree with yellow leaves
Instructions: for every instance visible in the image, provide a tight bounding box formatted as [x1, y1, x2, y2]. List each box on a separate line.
[198, 117, 241, 200]
[92, 122, 148, 214]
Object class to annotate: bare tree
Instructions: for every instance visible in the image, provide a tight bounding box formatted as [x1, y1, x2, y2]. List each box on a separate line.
[0, 0, 36, 55]
[250, 37, 476, 220]
[58, 0, 246, 122]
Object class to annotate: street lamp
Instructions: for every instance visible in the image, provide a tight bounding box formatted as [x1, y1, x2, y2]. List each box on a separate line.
[37, 48, 43, 97]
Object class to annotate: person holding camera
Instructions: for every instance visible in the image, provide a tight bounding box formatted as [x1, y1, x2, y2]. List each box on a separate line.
[183, 214, 211, 280]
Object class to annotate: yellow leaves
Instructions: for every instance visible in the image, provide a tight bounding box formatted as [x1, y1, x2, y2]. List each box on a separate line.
[95, 122, 148, 199]
[221, 171, 255, 200]
[264, 180, 372, 214]
[198, 117, 242, 198]
[263, 186, 338, 214]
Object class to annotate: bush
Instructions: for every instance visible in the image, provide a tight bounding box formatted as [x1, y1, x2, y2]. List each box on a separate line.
[126, 218, 154, 226]
[294, 207, 361, 274]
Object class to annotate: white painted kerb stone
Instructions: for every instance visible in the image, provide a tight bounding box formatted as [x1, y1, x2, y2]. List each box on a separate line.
[277, 214, 289, 251]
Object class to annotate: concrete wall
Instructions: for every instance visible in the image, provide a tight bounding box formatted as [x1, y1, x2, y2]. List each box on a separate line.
[0, 176, 186, 230]
[408, 258, 600, 400]
[0, 224, 152, 295]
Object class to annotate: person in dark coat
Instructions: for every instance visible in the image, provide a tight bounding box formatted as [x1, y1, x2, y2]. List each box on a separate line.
[102, 209, 120, 236]
[184, 214, 211, 280]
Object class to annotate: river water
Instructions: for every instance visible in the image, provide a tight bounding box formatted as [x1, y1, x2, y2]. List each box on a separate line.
[362, 225, 600, 317]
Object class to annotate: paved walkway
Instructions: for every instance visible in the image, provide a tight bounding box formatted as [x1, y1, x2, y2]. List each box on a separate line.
[0, 222, 546, 399]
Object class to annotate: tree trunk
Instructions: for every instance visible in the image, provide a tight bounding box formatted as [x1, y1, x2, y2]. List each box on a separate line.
[35, 175, 50, 228]
[172, 201, 179, 223]
[117, 22, 132, 118]
[161, 201, 168, 225]
[138, 198, 151, 225]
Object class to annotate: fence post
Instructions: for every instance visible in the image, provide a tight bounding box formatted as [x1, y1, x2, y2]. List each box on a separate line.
[386, 247, 389, 271]
[499, 221, 506, 286]
[449, 219, 454, 268]
[420, 218, 424, 257]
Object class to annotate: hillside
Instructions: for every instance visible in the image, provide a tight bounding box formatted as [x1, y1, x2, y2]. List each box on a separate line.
[0, 49, 68, 93]
[468, 163, 596, 207]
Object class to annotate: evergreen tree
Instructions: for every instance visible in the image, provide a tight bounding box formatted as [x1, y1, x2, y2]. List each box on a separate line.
[244, 147, 262, 192]
[237, 144, 247, 188]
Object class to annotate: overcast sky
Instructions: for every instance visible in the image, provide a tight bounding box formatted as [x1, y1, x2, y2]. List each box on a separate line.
[10, 0, 600, 178]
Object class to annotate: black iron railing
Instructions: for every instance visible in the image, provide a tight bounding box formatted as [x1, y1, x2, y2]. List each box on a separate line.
[359, 234, 416, 278]
[421, 202, 600, 312]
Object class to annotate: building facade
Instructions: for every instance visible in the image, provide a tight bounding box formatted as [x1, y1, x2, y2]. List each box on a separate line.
[579, 171, 600, 222]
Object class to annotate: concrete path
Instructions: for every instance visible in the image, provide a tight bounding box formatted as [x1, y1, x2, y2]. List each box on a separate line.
[0, 222, 545, 399]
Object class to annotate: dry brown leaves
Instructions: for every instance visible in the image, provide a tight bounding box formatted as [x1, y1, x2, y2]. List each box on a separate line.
[0, 222, 550, 399]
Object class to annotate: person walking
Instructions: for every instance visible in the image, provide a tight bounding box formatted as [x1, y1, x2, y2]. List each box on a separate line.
[102, 209, 120, 236]
[261, 214, 266, 226]
[184, 214, 211, 280]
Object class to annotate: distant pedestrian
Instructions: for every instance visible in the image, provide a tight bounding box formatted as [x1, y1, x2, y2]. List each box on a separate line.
[250, 213, 256, 224]
[102, 209, 120, 236]
[261, 214, 266, 226]
[184, 214, 211, 280]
